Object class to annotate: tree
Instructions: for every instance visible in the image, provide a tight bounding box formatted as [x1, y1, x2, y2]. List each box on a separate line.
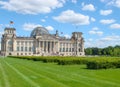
[85, 45, 120, 56]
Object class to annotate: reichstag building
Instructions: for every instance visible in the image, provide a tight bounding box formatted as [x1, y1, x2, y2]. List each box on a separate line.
[1, 26, 85, 56]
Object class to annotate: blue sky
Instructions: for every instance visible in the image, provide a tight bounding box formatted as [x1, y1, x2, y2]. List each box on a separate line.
[0, 0, 120, 48]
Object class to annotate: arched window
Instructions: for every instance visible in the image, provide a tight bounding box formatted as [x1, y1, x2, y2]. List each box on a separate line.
[8, 39, 13, 51]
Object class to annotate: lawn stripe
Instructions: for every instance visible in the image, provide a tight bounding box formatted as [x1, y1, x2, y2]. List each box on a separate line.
[6, 58, 120, 87]
[73, 73, 120, 87]
[3, 60, 40, 87]
[36, 66, 99, 87]
[43, 66, 120, 87]
[7, 58, 95, 87]
[9, 59, 97, 87]
[0, 62, 10, 87]
[15, 63, 69, 87]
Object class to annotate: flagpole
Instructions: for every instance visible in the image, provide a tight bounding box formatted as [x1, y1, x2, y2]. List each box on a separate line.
[9, 21, 14, 28]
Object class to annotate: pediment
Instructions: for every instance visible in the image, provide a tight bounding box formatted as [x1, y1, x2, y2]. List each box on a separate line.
[37, 34, 58, 40]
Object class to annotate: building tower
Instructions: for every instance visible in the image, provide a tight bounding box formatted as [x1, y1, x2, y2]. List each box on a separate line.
[1, 27, 16, 56]
[72, 32, 85, 56]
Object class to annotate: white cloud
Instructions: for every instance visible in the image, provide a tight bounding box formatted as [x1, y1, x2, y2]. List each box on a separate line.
[0, 0, 66, 14]
[85, 35, 120, 48]
[45, 26, 54, 31]
[81, 3, 95, 11]
[0, 24, 5, 35]
[41, 19, 46, 22]
[108, 0, 120, 8]
[0, 32, 3, 36]
[71, 0, 77, 4]
[0, 24, 4, 50]
[64, 34, 71, 38]
[100, 35, 120, 41]
[89, 27, 103, 36]
[88, 38, 93, 42]
[92, 27, 99, 30]
[100, 0, 105, 2]
[23, 23, 42, 31]
[53, 10, 90, 25]
[100, 10, 112, 16]
[110, 23, 120, 29]
[23, 23, 54, 31]
[89, 31, 103, 36]
[91, 17, 96, 22]
[0, 24, 3, 30]
[100, 0, 110, 3]
[100, 19, 115, 24]
[101, 0, 120, 8]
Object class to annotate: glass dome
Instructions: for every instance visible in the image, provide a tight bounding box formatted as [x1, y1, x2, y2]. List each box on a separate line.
[30, 27, 49, 37]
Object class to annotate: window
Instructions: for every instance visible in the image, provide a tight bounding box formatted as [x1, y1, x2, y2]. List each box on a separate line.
[9, 53, 12, 55]
[25, 47, 27, 51]
[59, 48, 62, 52]
[32, 47, 35, 51]
[8, 47, 12, 51]
[66, 48, 68, 52]
[63, 48, 65, 52]
[29, 47, 32, 51]
[17, 47, 19, 51]
[21, 47, 23, 51]
[79, 48, 81, 52]
[69, 48, 71, 52]
[72, 48, 74, 52]
[8, 40, 13, 45]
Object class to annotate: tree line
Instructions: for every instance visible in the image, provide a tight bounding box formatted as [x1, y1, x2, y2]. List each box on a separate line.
[85, 45, 120, 56]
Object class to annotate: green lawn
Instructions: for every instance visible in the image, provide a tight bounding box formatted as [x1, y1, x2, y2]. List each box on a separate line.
[0, 57, 120, 87]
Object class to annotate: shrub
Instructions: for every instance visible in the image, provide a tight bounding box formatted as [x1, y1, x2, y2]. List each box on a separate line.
[86, 58, 120, 69]
[8, 56, 120, 69]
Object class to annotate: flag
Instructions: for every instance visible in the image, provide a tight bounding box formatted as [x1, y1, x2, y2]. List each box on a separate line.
[10, 21, 14, 24]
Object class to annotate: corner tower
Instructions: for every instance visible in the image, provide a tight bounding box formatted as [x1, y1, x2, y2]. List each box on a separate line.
[1, 27, 16, 56]
[72, 32, 84, 56]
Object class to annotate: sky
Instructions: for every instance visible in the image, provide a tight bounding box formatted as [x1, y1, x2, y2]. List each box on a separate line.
[0, 0, 120, 48]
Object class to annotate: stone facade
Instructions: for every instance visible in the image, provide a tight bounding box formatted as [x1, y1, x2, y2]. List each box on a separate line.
[1, 27, 85, 56]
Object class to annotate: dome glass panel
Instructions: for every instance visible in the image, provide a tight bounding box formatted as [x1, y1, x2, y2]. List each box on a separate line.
[30, 27, 49, 37]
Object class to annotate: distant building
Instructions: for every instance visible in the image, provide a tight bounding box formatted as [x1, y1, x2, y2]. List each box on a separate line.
[1, 27, 85, 56]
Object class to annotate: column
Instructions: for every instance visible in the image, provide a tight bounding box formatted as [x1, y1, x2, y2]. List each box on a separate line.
[61, 43, 63, 52]
[53, 41, 55, 53]
[42, 41, 44, 55]
[70, 43, 72, 52]
[50, 41, 52, 53]
[48, 41, 50, 52]
[56, 42, 59, 53]
[54, 42, 57, 53]
[46, 41, 48, 53]
[51, 42, 53, 53]
[39, 41, 41, 53]
[65, 43, 66, 55]
[48, 41, 50, 53]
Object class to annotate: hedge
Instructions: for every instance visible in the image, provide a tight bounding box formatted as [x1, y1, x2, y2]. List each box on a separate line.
[86, 58, 120, 69]
[8, 56, 120, 69]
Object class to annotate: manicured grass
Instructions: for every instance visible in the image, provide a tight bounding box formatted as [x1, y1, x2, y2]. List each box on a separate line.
[0, 57, 120, 87]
